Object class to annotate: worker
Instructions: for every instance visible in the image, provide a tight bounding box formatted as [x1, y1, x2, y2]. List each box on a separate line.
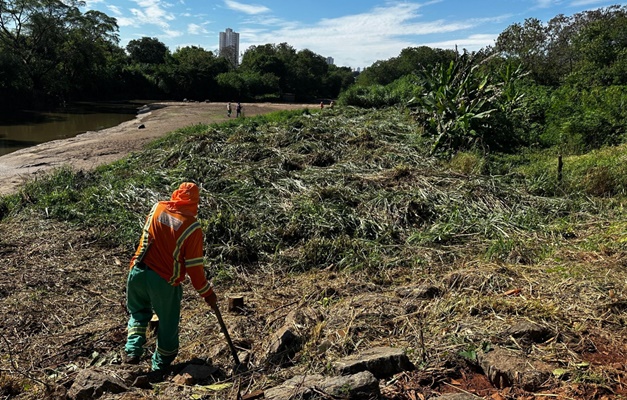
[124, 182, 217, 373]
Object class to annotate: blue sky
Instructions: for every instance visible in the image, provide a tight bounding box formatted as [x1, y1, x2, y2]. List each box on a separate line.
[83, 0, 626, 68]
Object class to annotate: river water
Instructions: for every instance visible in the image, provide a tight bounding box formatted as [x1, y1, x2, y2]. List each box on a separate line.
[0, 102, 141, 157]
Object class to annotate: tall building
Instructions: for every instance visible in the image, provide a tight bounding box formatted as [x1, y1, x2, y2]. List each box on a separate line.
[326, 57, 334, 65]
[219, 28, 240, 67]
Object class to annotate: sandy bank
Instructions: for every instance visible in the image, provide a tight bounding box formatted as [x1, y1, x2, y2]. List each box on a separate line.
[0, 102, 311, 196]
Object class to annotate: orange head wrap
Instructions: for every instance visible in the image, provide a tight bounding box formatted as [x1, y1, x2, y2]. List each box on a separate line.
[163, 182, 199, 216]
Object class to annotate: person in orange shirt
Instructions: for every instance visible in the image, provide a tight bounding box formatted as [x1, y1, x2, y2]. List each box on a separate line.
[124, 182, 217, 372]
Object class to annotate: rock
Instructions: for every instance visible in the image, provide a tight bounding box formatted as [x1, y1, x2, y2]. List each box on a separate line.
[478, 347, 552, 391]
[265, 326, 302, 365]
[317, 371, 380, 399]
[68, 368, 129, 400]
[137, 105, 151, 114]
[264, 371, 379, 400]
[264, 374, 322, 400]
[172, 364, 218, 385]
[334, 346, 415, 379]
[172, 372, 195, 386]
[505, 320, 552, 343]
[180, 364, 217, 380]
[137, 124, 145, 129]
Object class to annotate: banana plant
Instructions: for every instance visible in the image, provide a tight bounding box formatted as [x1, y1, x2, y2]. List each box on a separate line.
[409, 54, 517, 155]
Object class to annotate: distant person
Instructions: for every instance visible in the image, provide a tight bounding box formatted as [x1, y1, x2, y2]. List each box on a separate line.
[320, 101, 324, 109]
[124, 182, 218, 373]
[236, 102, 243, 118]
[329, 101, 334, 109]
[227, 102, 232, 118]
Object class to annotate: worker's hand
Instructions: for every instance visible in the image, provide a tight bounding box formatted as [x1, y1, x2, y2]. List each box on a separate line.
[204, 288, 218, 308]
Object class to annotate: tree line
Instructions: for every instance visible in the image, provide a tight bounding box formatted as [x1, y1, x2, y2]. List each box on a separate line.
[1, 0, 625, 158]
[339, 5, 627, 156]
[0, 0, 356, 111]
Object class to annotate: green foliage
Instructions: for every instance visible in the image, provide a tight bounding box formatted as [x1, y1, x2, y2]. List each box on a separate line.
[448, 151, 485, 175]
[409, 54, 526, 155]
[355, 46, 457, 86]
[496, 5, 627, 87]
[338, 75, 422, 108]
[163, 46, 230, 100]
[0, 0, 121, 106]
[337, 84, 398, 108]
[512, 145, 627, 196]
[542, 85, 627, 152]
[126, 37, 169, 65]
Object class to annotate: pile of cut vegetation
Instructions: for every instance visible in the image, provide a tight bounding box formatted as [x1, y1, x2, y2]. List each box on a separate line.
[0, 107, 625, 399]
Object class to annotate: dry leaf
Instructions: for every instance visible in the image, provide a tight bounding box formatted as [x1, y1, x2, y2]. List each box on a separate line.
[503, 288, 522, 296]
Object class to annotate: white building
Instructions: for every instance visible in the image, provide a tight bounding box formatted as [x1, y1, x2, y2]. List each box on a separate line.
[219, 28, 240, 67]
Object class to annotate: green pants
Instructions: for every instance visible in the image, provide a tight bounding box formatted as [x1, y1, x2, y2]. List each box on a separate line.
[125, 264, 183, 371]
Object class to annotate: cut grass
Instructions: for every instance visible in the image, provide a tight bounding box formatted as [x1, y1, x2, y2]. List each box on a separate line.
[1, 105, 626, 398]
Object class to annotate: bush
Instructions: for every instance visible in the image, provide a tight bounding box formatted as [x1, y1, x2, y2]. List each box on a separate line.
[542, 85, 627, 152]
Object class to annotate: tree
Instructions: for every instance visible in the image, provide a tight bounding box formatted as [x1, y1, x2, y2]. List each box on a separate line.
[0, 0, 121, 106]
[496, 5, 627, 86]
[126, 37, 169, 65]
[57, 10, 120, 98]
[289, 49, 328, 100]
[0, 0, 77, 99]
[323, 65, 355, 98]
[240, 42, 296, 95]
[356, 46, 457, 86]
[569, 6, 627, 86]
[165, 46, 229, 100]
[495, 18, 553, 84]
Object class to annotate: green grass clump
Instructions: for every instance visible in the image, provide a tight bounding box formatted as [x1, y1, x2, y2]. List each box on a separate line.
[506, 144, 627, 197]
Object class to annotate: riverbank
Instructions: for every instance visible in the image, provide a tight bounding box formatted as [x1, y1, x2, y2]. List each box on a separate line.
[0, 102, 311, 196]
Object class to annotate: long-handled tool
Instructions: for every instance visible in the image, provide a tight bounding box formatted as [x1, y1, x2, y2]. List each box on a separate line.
[211, 303, 241, 367]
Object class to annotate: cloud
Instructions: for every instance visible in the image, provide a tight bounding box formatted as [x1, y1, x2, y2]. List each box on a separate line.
[188, 23, 208, 35]
[130, 0, 176, 30]
[83, 0, 105, 6]
[163, 29, 183, 38]
[569, 0, 606, 6]
[224, 0, 270, 15]
[115, 16, 137, 27]
[107, 5, 123, 15]
[534, 0, 560, 7]
[240, 3, 495, 67]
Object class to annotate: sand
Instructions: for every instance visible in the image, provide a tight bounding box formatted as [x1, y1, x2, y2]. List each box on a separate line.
[0, 102, 311, 196]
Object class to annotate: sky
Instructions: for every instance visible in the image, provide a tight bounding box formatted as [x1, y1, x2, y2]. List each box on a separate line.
[82, 0, 626, 69]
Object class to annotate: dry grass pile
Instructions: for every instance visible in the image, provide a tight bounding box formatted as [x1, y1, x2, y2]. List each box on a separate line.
[0, 106, 626, 399]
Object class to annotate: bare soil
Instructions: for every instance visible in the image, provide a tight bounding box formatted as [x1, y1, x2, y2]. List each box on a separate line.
[0, 102, 312, 196]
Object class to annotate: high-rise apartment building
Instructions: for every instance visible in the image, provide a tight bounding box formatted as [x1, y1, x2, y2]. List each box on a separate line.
[219, 28, 240, 67]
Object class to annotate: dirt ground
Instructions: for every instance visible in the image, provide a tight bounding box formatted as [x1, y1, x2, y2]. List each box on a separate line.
[0, 102, 312, 196]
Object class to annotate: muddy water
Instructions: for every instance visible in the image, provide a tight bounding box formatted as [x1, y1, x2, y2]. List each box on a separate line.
[0, 102, 140, 157]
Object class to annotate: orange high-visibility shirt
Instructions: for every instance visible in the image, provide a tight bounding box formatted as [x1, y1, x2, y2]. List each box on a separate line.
[130, 202, 212, 297]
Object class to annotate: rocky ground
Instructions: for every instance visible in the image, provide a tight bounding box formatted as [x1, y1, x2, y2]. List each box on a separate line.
[1, 213, 625, 399]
